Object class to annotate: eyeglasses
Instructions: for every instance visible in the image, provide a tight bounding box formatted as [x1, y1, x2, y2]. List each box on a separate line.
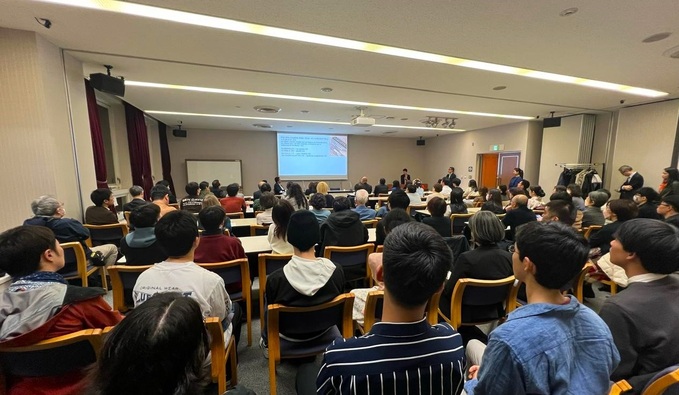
[659, 203, 670, 207]
[508, 245, 517, 254]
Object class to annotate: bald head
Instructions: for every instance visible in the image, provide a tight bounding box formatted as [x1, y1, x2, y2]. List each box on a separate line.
[512, 194, 529, 208]
[361, 176, 368, 184]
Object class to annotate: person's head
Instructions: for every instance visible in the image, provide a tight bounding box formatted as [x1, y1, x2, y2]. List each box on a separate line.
[260, 182, 272, 193]
[355, 189, 369, 206]
[274, 176, 281, 184]
[90, 188, 114, 208]
[272, 199, 295, 239]
[402, 168, 408, 174]
[433, 183, 443, 193]
[387, 190, 410, 210]
[658, 195, 679, 218]
[469, 211, 505, 246]
[618, 165, 633, 176]
[553, 185, 567, 194]
[499, 185, 508, 195]
[130, 204, 160, 229]
[543, 200, 575, 226]
[150, 185, 170, 202]
[259, 192, 276, 210]
[286, 181, 294, 189]
[226, 183, 239, 197]
[610, 219, 679, 275]
[31, 195, 63, 217]
[316, 181, 330, 195]
[514, 221, 588, 289]
[198, 206, 226, 233]
[406, 183, 417, 193]
[448, 167, 454, 174]
[286, 210, 320, 253]
[129, 185, 144, 199]
[586, 190, 609, 208]
[518, 179, 530, 191]
[392, 180, 400, 188]
[333, 196, 351, 212]
[381, 222, 450, 308]
[604, 199, 639, 222]
[306, 181, 317, 192]
[510, 187, 528, 198]
[360, 176, 368, 184]
[513, 167, 524, 178]
[566, 184, 582, 198]
[487, 189, 503, 206]
[529, 185, 545, 198]
[156, 180, 170, 188]
[199, 181, 209, 192]
[201, 195, 220, 209]
[310, 193, 326, 210]
[212, 180, 220, 189]
[450, 178, 461, 188]
[0, 226, 64, 277]
[511, 194, 529, 208]
[549, 191, 572, 204]
[286, 183, 307, 208]
[154, 211, 199, 258]
[185, 182, 199, 197]
[379, 178, 386, 185]
[449, 187, 464, 204]
[86, 293, 208, 395]
[662, 167, 679, 183]
[383, 208, 411, 234]
[468, 179, 478, 190]
[634, 187, 659, 206]
[426, 197, 447, 218]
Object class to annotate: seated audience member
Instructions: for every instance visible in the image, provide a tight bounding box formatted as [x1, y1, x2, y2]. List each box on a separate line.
[464, 221, 620, 395]
[85, 188, 118, 225]
[373, 178, 389, 196]
[273, 176, 285, 195]
[553, 184, 568, 194]
[440, 211, 512, 342]
[84, 293, 208, 395]
[499, 184, 510, 201]
[253, 179, 268, 200]
[502, 194, 536, 240]
[352, 189, 377, 220]
[441, 179, 453, 197]
[426, 183, 445, 202]
[285, 183, 309, 211]
[447, 187, 468, 216]
[256, 192, 276, 225]
[472, 187, 488, 206]
[658, 195, 679, 228]
[527, 185, 545, 209]
[316, 181, 335, 209]
[589, 199, 638, 255]
[267, 199, 295, 254]
[599, 219, 679, 393]
[309, 193, 330, 224]
[463, 179, 480, 199]
[422, 197, 451, 237]
[481, 188, 506, 214]
[582, 190, 608, 227]
[450, 178, 462, 188]
[133, 211, 236, 343]
[0, 226, 122, 395]
[179, 182, 203, 214]
[567, 184, 587, 211]
[150, 184, 177, 218]
[194, 206, 246, 264]
[156, 180, 177, 203]
[219, 183, 246, 213]
[119, 204, 167, 266]
[375, 190, 411, 245]
[122, 185, 148, 212]
[304, 181, 318, 196]
[252, 182, 272, 211]
[541, 200, 575, 226]
[317, 222, 465, 394]
[210, 179, 224, 198]
[549, 191, 582, 229]
[414, 179, 425, 196]
[199, 195, 232, 234]
[517, 179, 530, 192]
[261, 210, 344, 353]
[390, 179, 401, 193]
[24, 195, 118, 268]
[633, 187, 662, 220]
[354, 176, 372, 194]
[319, 196, 368, 255]
[198, 180, 212, 198]
[659, 167, 679, 198]
[405, 183, 422, 206]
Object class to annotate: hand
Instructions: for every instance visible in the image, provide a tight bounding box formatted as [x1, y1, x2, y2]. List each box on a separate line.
[468, 365, 480, 380]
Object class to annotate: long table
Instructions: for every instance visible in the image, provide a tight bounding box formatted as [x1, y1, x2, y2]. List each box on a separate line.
[240, 227, 377, 254]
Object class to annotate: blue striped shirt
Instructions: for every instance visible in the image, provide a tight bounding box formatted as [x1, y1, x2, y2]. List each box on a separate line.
[317, 318, 465, 394]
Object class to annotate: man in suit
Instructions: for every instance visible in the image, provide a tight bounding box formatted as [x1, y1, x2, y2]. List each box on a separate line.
[618, 165, 643, 200]
[353, 176, 372, 194]
[443, 166, 456, 182]
[400, 168, 411, 185]
[502, 195, 537, 240]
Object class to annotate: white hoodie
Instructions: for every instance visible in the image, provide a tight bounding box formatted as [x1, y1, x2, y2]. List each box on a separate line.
[282, 255, 337, 296]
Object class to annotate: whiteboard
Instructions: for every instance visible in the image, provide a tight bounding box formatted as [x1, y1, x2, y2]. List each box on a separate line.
[186, 160, 242, 187]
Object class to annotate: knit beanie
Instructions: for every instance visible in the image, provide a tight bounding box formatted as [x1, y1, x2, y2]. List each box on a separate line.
[287, 210, 320, 251]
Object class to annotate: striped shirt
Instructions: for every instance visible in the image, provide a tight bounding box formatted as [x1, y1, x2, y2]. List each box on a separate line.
[316, 318, 465, 394]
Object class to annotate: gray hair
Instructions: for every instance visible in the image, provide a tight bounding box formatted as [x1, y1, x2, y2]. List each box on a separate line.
[587, 190, 609, 207]
[129, 185, 144, 197]
[355, 189, 369, 205]
[31, 195, 60, 216]
[469, 211, 505, 245]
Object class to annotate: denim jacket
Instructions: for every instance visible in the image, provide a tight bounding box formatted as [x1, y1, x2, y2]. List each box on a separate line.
[465, 297, 620, 395]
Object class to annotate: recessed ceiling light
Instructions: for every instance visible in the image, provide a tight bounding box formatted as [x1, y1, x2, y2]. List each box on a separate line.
[286, 125, 292, 128]
[401, 118, 408, 121]
[386, 116, 395, 120]
[254, 105, 281, 113]
[328, 127, 334, 130]
[663, 45, 679, 59]
[320, 87, 333, 92]
[364, 129, 370, 132]
[252, 123, 272, 128]
[493, 85, 507, 91]
[642, 32, 672, 43]
[382, 131, 397, 135]
[300, 110, 309, 114]
[559, 7, 578, 17]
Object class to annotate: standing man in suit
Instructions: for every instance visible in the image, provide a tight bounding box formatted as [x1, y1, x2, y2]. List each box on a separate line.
[273, 176, 285, 195]
[443, 166, 456, 182]
[618, 165, 643, 200]
[400, 168, 411, 185]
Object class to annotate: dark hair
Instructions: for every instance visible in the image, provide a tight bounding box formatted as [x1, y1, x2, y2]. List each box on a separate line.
[85, 293, 208, 395]
[635, 187, 659, 204]
[662, 196, 679, 212]
[154, 211, 198, 257]
[156, 180, 170, 187]
[212, 180, 220, 188]
[392, 180, 400, 188]
[286, 183, 308, 209]
[607, 199, 638, 221]
[402, 168, 408, 172]
[226, 183, 239, 197]
[286, 181, 294, 189]
[259, 192, 276, 210]
[272, 199, 295, 239]
[130, 204, 160, 228]
[515, 221, 588, 289]
[150, 185, 170, 201]
[599, 188, 612, 199]
[664, 167, 679, 183]
[383, 222, 451, 308]
[450, 178, 461, 187]
[487, 189, 503, 207]
[518, 179, 530, 190]
[406, 184, 417, 193]
[427, 197, 447, 217]
[0, 226, 57, 277]
[529, 185, 545, 198]
[90, 188, 113, 206]
[198, 206, 226, 233]
[332, 196, 351, 212]
[514, 168, 524, 178]
[550, 191, 572, 203]
[566, 184, 582, 198]
[310, 193, 326, 210]
[185, 182, 199, 196]
[383, 208, 411, 234]
[387, 190, 410, 210]
[433, 183, 443, 193]
[449, 187, 464, 205]
[469, 211, 505, 245]
[260, 183, 272, 193]
[379, 178, 386, 185]
[544, 200, 574, 226]
[615, 219, 679, 274]
[468, 179, 478, 191]
[553, 185, 567, 193]
[199, 181, 209, 191]
[129, 185, 144, 197]
[499, 185, 508, 195]
[509, 187, 528, 197]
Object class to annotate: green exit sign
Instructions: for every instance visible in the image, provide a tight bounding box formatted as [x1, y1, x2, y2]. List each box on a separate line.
[489, 144, 505, 151]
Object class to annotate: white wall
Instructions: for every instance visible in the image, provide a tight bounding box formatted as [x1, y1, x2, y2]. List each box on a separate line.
[538, 115, 589, 190]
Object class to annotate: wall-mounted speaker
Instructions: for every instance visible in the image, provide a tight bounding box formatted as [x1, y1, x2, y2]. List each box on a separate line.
[172, 129, 187, 138]
[416, 139, 425, 146]
[89, 73, 125, 97]
[543, 117, 562, 128]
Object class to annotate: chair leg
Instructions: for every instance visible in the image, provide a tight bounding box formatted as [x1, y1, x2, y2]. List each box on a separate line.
[610, 282, 617, 295]
[228, 337, 238, 386]
[246, 298, 252, 346]
[268, 354, 277, 395]
[82, 272, 89, 287]
[99, 267, 108, 291]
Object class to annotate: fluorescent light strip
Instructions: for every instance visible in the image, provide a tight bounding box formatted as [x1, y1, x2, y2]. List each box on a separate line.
[126, 81, 531, 120]
[39, 0, 668, 97]
[146, 110, 465, 132]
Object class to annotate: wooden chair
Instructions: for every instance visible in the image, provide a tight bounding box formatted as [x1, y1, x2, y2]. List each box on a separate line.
[361, 219, 378, 228]
[609, 379, 632, 395]
[361, 290, 441, 333]
[375, 245, 384, 253]
[59, 242, 107, 289]
[257, 253, 292, 331]
[250, 224, 270, 236]
[205, 317, 238, 394]
[254, 210, 264, 217]
[571, 261, 595, 302]
[323, 244, 375, 287]
[123, 211, 131, 223]
[84, 223, 129, 247]
[266, 293, 354, 395]
[406, 203, 427, 215]
[225, 212, 245, 219]
[642, 365, 679, 395]
[198, 259, 252, 346]
[107, 265, 152, 312]
[583, 225, 603, 240]
[450, 213, 474, 235]
[438, 276, 517, 329]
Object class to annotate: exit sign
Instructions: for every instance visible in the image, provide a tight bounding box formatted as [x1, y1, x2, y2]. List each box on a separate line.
[490, 144, 505, 151]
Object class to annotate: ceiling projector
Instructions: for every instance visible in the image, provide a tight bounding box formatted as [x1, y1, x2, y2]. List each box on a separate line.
[350, 109, 375, 127]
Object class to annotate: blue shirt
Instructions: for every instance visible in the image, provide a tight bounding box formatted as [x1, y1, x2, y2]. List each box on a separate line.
[352, 205, 377, 220]
[464, 297, 619, 395]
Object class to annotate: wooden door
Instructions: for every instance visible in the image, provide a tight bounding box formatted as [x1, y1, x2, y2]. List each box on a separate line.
[479, 154, 499, 189]
[498, 153, 520, 187]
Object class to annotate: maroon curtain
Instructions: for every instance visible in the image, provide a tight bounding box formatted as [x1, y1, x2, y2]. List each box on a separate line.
[158, 122, 176, 195]
[85, 79, 109, 189]
[124, 102, 154, 199]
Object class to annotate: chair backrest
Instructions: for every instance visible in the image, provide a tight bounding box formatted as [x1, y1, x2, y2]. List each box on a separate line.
[198, 259, 250, 299]
[225, 212, 244, 219]
[375, 245, 384, 253]
[450, 213, 474, 235]
[643, 365, 679, 395]
[123, 211, 131, 223]
[443, 236, 470, 263]
[107, 265, 152, 312]
[258, 254, 292, 282]
[444, 276, 516, 329]
[59, 242, 87, 276]
[250, 224, 270, 236]
[323, 243, 375, 283]
[571, 262, 594, 302]
[609, 379, 632, 395]
[583, 225, 603, 240]
[361, 219, 378, 228]
[0, 329, 103, 377]
[84, 223, 128, 247]
[363, 290, 441, 332]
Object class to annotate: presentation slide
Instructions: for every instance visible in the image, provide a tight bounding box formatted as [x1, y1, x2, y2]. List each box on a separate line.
[277, 133, 348, 180]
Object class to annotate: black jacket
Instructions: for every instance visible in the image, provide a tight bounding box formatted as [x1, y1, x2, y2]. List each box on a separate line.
[502, 206, 536, 240]
[319, 210, 368, 255]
